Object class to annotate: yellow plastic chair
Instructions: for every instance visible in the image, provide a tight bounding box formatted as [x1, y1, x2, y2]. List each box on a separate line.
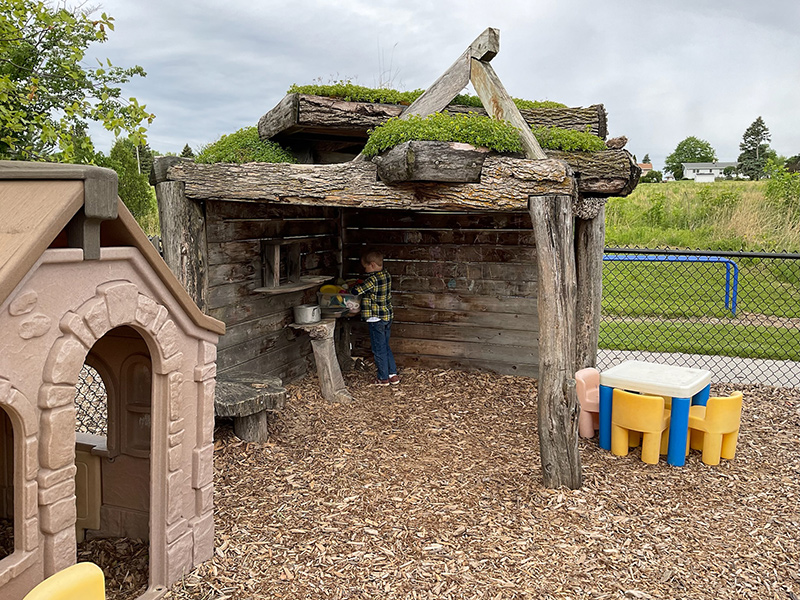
[611, 389, 670, 464]
[687, 391, 743, 466]
[23, 562, 105, 600]
[575, 367, 600, 438]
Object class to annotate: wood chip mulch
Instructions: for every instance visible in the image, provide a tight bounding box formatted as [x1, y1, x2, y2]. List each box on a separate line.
[158, 367, 800, 600]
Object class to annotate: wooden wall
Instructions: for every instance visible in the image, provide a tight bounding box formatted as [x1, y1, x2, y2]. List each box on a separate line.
[342, 209, 539, 377]
[205, 201, 340, 382]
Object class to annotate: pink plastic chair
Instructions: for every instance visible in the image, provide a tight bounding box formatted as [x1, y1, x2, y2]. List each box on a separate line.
[575, 367, 600, 438]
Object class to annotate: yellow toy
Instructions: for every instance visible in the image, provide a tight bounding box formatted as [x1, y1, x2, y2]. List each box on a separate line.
[611, 389, 670, 464]
[687, 391, 743, 465]
[23, 562, 105, 600]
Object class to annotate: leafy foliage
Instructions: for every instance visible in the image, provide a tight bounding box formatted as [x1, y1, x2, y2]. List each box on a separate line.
[362, 112, 523, 158]
[640, 169, 663, 183]
[786, 154, 800, 173]
[287, 82, 566, 110]
[764, 159, 800, 221]
[664, 137, 717, 180]
[196, 127, 296, 164]
[738, 116, 773, 181]
[0, 0, 154, 161]
[95, 137, 158, 234]
[531, 126, 606, 152]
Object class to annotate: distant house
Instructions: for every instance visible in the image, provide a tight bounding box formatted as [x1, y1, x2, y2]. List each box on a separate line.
[638, 162, 653, 175]
[682, 162, 738, 182]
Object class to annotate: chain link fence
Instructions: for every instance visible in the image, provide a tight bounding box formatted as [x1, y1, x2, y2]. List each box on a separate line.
[599, 247, 800, 388]
[74, 364, 108, 435]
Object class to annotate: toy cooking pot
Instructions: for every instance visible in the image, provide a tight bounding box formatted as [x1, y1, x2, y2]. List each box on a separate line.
[293, 303, 321, 324]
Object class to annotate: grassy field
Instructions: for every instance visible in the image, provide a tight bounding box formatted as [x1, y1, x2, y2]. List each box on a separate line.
[600, 181, 800, 360]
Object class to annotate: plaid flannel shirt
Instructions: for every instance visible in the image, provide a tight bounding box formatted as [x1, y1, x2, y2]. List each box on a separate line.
[352, 270, 393, 321]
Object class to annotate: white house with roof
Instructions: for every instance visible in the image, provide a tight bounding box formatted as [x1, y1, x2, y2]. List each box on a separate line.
[682, 162, 738, 182]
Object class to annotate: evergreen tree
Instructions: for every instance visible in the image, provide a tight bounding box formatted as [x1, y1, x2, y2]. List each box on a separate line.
[737, 117, 772, 181]
[181, 144, 195, 158]
[97, 137, 155, 220]
[642, 153, 651, 164]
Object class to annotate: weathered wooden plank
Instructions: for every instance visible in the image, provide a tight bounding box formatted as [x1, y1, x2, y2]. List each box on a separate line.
[345, 228, 535, 246]
[445, 103, 608, 138]
[209, 253, 336, 286]
[209, 200, 340, 221]
[391, 275, 536, 297]
[382, 260, 536, 282]
[219, 337, 312, 380]
[529, 193, 581, 489]
[374, 141, 490, 184]
[393, 291, 537, 315]
[206, 218, 338, 243]
[155, 180, 208, 310]
[343, 209, 532, 230]
[470, 58, 547, 160]
[166, 156, 576, 211]
[207, 285, 317, 324]
[217, 327, 299, 372]
[207, 267, 328, 310]
[207, 240, 260, 266]
[343, 243, 536, 263]
[394, 307, 538, 331]
[389, 322, 536, 346]
[219, 310, 295, 350]
[575, 206, 605, 369]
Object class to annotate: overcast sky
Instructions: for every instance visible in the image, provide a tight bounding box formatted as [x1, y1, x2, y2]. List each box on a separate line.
[87, 0, 800, 171]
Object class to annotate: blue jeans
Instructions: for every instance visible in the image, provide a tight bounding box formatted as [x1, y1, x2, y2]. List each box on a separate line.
[368, 319, 397, 380]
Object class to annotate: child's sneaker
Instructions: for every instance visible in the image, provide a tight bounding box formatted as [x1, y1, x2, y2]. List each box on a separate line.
[373, 378, 390, 386]
[388, 374, 401, 385]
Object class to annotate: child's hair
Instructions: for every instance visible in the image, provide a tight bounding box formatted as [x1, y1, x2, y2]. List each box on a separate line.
[361, 249, 384, 268]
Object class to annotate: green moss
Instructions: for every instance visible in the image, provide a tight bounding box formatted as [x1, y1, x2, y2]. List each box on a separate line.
[362, 112, 524, 158]
[532, 126, 606, 152]
[287, 82, 566, 110]
[196, 127, 296, 164]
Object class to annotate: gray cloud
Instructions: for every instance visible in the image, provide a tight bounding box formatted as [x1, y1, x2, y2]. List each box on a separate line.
[89, 0, 800, 169]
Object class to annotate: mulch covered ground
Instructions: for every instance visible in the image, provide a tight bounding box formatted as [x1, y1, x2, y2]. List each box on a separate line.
[158, 367, 799, 600]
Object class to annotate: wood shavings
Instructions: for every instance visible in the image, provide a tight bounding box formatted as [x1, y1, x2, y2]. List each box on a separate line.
[158, 370, 800, 600]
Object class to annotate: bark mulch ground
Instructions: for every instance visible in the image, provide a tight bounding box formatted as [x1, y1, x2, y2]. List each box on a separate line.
[157, 367, 799, 600]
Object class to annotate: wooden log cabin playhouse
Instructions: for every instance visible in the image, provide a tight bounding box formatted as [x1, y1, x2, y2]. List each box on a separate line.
[153, 29, 640, 489]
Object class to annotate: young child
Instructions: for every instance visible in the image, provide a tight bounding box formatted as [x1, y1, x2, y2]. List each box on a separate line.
[351, 249, 399, 386]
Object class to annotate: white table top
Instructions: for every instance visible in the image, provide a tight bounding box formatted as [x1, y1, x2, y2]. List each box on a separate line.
[599, 360, 712, 398]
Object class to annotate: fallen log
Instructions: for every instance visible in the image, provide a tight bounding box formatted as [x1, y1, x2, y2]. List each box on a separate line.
[160, 155, 577, 212]
[258, 93, 608, 142]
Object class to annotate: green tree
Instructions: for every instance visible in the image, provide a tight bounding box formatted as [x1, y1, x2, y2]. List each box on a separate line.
[0, 0, 154, 161]
[640, 169, 662, 183]
[737, 116, 772, 181]
[787, 154, 800, 173]
[180, 144, 195, 158]
[96, 137, 158, 233]
[642, 153, 651, 164]
[664, 137, 717, 180]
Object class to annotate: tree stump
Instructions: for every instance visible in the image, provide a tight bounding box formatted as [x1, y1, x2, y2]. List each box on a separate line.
[290, 319, 353, 403]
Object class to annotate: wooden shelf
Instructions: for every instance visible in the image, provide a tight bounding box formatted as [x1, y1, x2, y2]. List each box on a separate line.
[253, 275, 333, 296]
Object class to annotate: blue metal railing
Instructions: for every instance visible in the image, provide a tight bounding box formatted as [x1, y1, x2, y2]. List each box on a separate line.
[603, 253, 739, 315]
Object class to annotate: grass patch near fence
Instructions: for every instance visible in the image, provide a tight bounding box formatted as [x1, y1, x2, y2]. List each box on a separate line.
[600, 320, 800, 362]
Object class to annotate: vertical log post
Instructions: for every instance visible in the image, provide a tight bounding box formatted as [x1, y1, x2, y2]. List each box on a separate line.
[529, 193, 582, 489]
[575, 205, 606, 369]
[151, 157, 209, 311]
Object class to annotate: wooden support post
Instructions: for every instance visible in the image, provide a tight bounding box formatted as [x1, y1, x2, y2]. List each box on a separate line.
[575, 206, 606, 370]
[153, 178, 209, 310]
[528, 193, 582, 489]
[290, 320, 353, 403]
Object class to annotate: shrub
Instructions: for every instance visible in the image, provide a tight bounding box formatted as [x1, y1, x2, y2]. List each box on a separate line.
[362, 112, 524, 158]
[196, 127, 296, 164]
[764, 159, 800, 219]
[531, 126, 606, 152]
